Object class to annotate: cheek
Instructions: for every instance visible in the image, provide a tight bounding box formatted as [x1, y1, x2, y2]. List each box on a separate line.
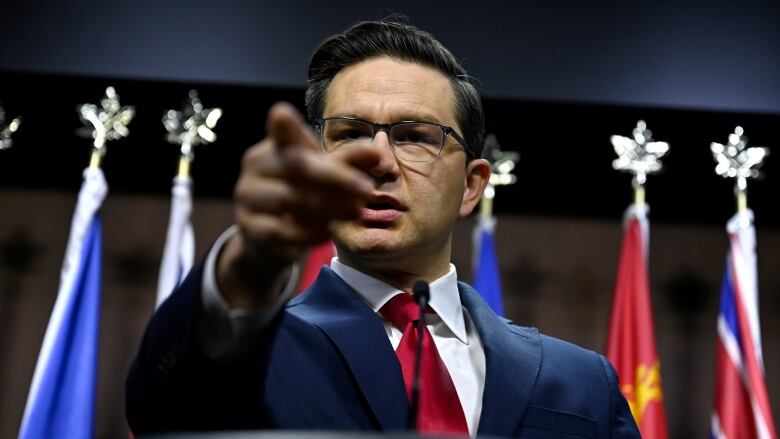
[407, 169, 464, 217]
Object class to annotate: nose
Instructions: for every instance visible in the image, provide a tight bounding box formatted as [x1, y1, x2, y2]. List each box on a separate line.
[368, 130, 401, 181]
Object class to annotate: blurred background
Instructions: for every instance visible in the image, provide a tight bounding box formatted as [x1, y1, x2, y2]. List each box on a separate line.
[0, 0, 778, 437]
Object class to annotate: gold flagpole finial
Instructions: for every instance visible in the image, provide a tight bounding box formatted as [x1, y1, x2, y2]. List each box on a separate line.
[611, 120, 669, 207]
[76, 87, 135, 169]
[480, 134, 519, 218]
[711, 126, 768, 213]
[163, 90, 223, 179]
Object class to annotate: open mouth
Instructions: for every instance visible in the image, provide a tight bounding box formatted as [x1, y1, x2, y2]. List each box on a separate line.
[366, 202, 396, 211]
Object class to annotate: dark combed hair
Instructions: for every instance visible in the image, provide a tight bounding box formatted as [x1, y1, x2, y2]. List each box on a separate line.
[305, 20, 485, 160]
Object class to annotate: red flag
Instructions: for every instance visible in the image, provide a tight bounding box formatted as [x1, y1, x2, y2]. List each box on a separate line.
[606, 206, 668, 438]
[297, 241, 336, 294]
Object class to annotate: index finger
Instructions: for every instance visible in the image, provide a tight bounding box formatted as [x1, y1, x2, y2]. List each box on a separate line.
[266, 102, 321, 152]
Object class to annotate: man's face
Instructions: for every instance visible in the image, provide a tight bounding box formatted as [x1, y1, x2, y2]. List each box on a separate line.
[324, 56, 487, 272]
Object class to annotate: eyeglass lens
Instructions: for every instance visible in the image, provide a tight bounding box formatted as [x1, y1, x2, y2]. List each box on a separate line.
[321, 119, 443, 162]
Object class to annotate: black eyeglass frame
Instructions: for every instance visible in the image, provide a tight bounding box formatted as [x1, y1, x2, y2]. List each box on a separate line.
[313, 116, 475, 162]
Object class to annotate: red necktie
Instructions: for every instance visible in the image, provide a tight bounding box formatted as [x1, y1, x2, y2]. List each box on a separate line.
[381, 293, 469, 436]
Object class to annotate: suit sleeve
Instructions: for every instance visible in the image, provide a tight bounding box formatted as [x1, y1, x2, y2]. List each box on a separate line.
[198, 226, 298, 358]
[125, 262, 281, 433]
[599, 355, 641, 438]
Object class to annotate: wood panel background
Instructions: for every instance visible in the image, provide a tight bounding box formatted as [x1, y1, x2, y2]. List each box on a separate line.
[0, 188, 777, 438]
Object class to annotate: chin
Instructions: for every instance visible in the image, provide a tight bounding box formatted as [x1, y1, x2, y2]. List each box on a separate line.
[332, 223, 408, 258]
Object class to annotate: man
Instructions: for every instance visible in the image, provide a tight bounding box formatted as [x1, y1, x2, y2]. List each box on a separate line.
[127, 20, 640, 438]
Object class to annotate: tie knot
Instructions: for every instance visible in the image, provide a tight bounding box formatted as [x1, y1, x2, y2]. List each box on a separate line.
[381, 293, 433, 329]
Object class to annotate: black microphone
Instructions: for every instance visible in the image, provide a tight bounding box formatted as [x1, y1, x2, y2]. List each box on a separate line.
[408, 280, 430, 431]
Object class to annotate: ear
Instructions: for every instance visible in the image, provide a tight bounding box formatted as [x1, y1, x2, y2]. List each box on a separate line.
[459, 159, 491, 217]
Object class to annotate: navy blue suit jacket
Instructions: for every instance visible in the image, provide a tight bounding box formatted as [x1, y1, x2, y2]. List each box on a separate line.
[126, 265, 639, 438]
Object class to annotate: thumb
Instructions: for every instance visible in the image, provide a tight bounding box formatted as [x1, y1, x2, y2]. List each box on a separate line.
[266, 102, 320, 151]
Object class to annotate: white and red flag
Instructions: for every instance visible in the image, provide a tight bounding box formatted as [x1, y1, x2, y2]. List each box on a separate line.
[712, 209, 777, 439]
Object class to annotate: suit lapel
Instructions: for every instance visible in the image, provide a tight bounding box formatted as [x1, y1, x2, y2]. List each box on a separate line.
[291, 267, 410, 431]
[459, 282, 542, 437]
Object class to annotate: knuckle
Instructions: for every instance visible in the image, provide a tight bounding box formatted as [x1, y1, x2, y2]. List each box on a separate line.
[233, 177, 253, 204]
[281, 147, 308, 171]
[237, 214, 276, 245]
[241, 140, 272, 169]
[240, 144, 260, 169]
[233, 207, 253, 230]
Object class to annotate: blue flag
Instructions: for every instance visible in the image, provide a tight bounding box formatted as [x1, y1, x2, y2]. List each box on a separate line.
[19, 168, 107, 439]
[473, 215, 504, 316]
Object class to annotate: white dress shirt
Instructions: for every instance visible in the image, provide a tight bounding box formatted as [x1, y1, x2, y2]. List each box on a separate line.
[330, 259, 486, 435]
[200, 228, 486, 436]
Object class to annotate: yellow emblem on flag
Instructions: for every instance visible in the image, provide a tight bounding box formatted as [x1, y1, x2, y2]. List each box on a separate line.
[621, 360, 663, 426]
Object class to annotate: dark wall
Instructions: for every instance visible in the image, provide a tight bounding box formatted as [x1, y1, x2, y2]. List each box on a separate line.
[1, 0, 779, 113]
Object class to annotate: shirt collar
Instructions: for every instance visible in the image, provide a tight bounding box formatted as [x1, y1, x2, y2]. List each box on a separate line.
[330, 258, 468, 344]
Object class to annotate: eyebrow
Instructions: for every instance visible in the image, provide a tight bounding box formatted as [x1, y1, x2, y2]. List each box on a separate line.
[326, 113, 443, 125]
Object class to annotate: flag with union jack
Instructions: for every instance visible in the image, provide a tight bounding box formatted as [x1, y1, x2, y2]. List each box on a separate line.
[606, 204, 668, 438]
[712, 209, 777, 439]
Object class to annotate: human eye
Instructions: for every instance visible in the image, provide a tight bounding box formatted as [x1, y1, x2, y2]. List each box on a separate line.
[392, 123, 441, 146]
[324, 120, 372, 148]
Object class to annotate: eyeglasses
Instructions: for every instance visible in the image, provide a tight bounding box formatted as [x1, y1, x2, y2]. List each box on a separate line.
[314, 117, 474, 163]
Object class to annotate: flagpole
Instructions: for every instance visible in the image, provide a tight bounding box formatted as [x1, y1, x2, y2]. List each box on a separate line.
[633, 177, 645, 208]
[473, 134, 517, 316]
[607, 120, 669, 438]
[479, 189, 493, 218]
[736, 190, 747, 213]
[156, 90, 222, 307]
[710, 126, 776, 439]
[19, 86, 132, 439]
[177, 153, 191, 178]
[82, 110, 106, 170]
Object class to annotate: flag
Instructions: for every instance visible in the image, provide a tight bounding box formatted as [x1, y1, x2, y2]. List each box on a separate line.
[712, 209, 777, 439]
[155, 176, 195, 308]
[472, 214, 504, 316]
[19, 167, 107, 439]
[606, 204, 667, 438]
[298, 241, 336, 293]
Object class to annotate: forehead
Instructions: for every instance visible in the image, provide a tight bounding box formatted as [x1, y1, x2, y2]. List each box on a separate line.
[323, 57, 457, 126]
